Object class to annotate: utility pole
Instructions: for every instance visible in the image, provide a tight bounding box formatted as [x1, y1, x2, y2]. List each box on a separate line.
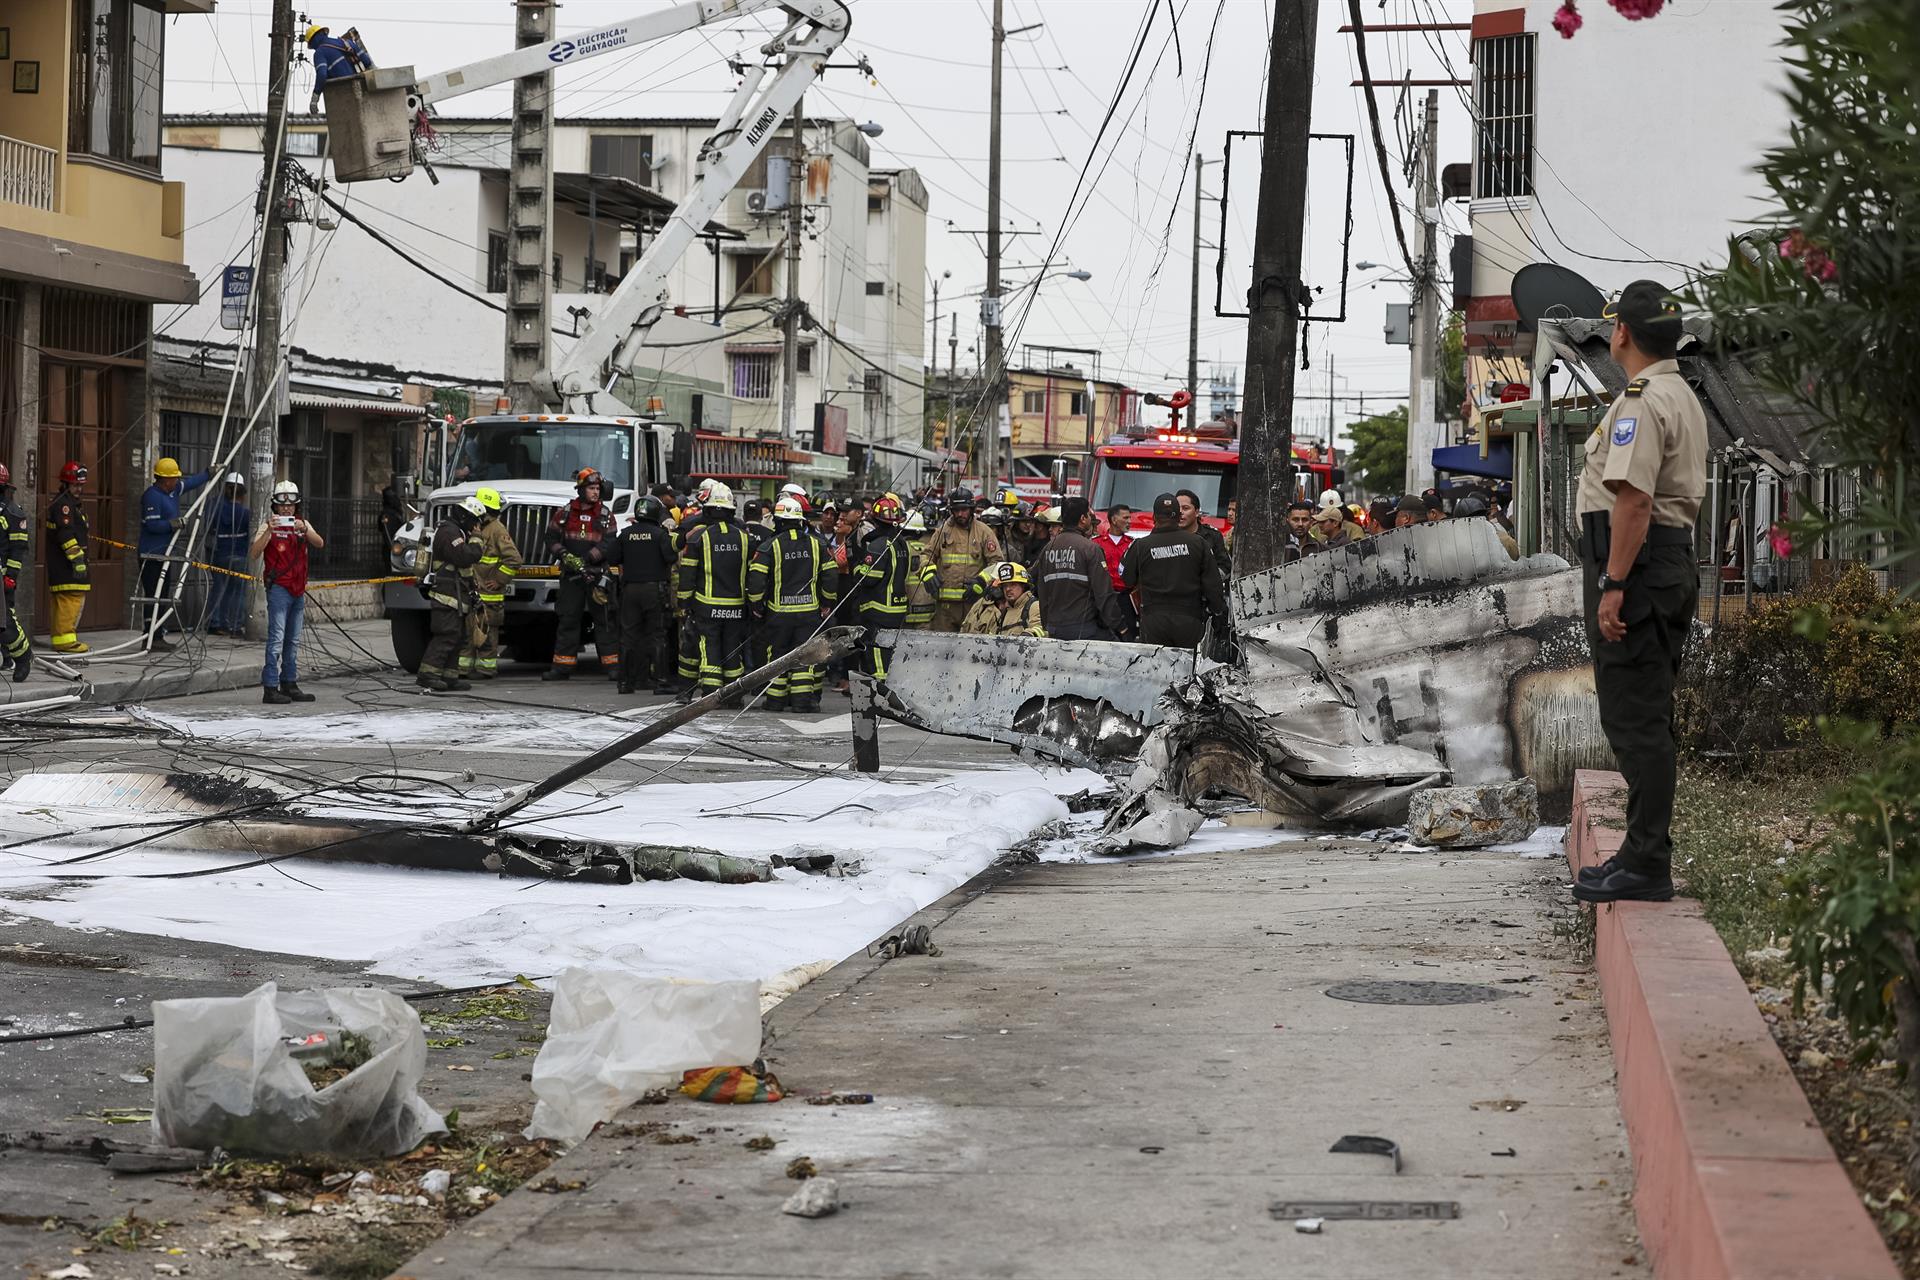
[1236, 0, 1318, 576]
[779, 100, 805, 444]
[948, 314, 958, 462]
[981, 0, 1006, 495]
[1326, 355, 1336, 452]
[503, 0, 555, 412]
[1187, 153, 1217, 401]
[245, 0, 295, 640]
[1404, 89, 1440, 492]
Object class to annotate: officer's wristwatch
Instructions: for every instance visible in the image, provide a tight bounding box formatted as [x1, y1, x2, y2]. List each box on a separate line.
[1596, 571, 1629, 593]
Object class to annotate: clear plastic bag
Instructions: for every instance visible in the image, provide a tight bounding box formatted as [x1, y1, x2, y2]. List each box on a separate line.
[152, 981, 446, 1157]
[527, 969, 762, 1145]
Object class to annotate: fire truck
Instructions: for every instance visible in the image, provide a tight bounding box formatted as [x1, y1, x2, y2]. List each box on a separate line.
[1083, 397, 1345, 532]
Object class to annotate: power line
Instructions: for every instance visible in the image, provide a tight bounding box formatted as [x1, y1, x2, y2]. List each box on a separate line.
[1346, 0, 1417, 282]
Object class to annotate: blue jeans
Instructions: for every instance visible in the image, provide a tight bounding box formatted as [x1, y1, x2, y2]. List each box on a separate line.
[262, 585, 305, 688]
[207, 555, 251, 633]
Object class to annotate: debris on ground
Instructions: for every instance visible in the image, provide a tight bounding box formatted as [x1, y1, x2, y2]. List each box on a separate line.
[805, 1093, 874, 1106]
[786, 1155, 818, 1180]
[1293, 1217, 1324, 1234]
[1407, 780, 1540, 849]
[680, 1065, 785, 1103]
[745, 1135, 777, 1151]
[153, 982, 445, 1158]
[526, 970, 761, 1144]
[781, 1176, 840, 1218]
[869, 925, 940, 958]
[1328, 1133, 1402, 1173]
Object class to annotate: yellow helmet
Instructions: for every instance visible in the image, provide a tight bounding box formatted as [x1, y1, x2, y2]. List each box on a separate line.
[992, 561, 1030, 588]
[304, 24, 328, 42]
[153, 457, 183, 479]
[475, 486, 504, 512]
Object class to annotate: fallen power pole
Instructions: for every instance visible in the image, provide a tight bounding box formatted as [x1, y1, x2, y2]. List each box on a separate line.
[1234, 0, 1319, 576]
[465, 627, 862, 834]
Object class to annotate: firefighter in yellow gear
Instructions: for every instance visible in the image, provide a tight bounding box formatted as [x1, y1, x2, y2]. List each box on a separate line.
[919, 488, 1001, 633]
[901, 508, 936, 628]
[45, 461, 91, 653]
[959, 561, 1045, 637]
[460, 487, 522, 678]
[746, 497, 837, 712]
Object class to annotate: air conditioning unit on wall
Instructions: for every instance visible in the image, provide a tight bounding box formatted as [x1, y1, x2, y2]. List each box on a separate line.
[745, 191, 768, 215]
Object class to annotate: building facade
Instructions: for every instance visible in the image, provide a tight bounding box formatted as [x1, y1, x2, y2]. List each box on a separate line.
[1460, 1, 1791, 411]
[1, 0, 213, 635]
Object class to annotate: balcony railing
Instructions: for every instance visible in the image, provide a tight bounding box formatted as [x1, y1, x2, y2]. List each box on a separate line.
[0, 135, 56, 212]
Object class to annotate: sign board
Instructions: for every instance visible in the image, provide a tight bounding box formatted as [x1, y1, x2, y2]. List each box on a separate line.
[220, 265, 254, 331]
[813, 402, 848, 457]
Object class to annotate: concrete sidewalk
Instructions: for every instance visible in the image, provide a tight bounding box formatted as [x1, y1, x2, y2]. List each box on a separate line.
[405, 839, 1647, 1280]
[0, 614, 397, 707]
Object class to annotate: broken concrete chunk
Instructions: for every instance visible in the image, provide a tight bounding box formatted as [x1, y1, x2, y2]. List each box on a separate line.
[1092, 794, 1205, 856]
[781, 1176, 840, 1218]
[1407, 780, 1539, 849]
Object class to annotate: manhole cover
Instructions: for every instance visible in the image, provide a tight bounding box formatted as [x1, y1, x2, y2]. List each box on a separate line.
[1324, 980, 1505, 1006]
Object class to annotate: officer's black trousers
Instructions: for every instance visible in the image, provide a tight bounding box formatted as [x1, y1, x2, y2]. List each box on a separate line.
[618, 581, 671, 688]
[554, 575, 618, 674]
[1137, 606, 1204, 649]
[1583, 541, 1697, 876]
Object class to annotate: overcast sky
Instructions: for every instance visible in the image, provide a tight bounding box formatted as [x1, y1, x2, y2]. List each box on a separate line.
[164, 0, 1484, 441]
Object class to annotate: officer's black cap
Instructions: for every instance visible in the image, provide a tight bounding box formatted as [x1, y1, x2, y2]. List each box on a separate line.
[1396, 494, 1425, 516]
[1152, 493, 1178, 520]
[1602, 279, 1683, 340]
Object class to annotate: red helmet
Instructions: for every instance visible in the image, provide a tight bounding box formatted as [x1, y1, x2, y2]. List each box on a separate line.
[0, 462, 9, 486]
[61, 461, 88, 487]
[870, 494, 905, 525]
[575, 467, 603, 493]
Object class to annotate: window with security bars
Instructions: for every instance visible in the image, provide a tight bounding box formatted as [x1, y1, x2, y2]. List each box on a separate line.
[1020, 390, 1045, 414]
[158, 411, 220, 479]
[1474, 34, 1534, 199]
[731, 352, 776, 401]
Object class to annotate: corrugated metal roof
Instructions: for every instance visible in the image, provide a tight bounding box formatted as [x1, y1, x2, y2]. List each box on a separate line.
[289, 391, 424, 418]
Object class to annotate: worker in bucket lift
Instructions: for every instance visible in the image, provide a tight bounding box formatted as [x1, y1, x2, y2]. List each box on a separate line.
[544, 467, 619, 682]
[416, 495, 482, 694]
[747, 496, 836, 712]
[676, 479, 751, 706]
[0, 463, 31, 682]
[305, 25, 375, 113]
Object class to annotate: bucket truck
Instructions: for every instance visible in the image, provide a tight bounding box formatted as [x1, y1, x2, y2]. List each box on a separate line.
[336, 1, 851, 671]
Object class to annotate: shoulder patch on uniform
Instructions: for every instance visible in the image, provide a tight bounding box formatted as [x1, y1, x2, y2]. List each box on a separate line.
[1611, 416, 1638, 447]
[1623, 378, 1647, 397]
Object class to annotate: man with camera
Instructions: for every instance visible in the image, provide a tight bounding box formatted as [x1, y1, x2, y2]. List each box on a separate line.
[250, 480, 325, 705]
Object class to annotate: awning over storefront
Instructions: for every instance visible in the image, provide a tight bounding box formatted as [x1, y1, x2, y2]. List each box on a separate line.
[1432, 440, 1513, 480]
[289, 391, 426, 418]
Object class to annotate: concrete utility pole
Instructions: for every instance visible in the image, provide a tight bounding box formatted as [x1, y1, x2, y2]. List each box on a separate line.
[981, 0, 1006, 495]
[1187, 152, 1216, 402]
[1405, 89, 1441, 492]
[947, 313, 958, 458]
[1235, 0, 1318, 576]
[779, 100, 805, 444]
[503, 0, 555, 412]
[245, 0, 295, 640]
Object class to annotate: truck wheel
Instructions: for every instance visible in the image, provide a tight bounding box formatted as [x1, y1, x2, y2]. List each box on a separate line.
[391, 611, 430, 674]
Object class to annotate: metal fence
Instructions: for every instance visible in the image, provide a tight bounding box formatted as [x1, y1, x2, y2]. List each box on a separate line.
[0, 134, 56, 212]
[303, 497, 390, 579]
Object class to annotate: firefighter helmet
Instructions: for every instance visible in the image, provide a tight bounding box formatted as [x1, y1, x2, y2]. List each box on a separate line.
[773, 496, 806, 521]
[1014, 500, 1035, 520]
[60, 461, 88, 487]
[1038, 505, 1062, 525]
[475, 486, 504, 511]
[460, 495, 487, 519]
[903, 509, 927, 533]
[575, 467, 603, 493]
[948, 487, 975, 508]
[994, 561, 1031, 587]
[698, 479, 735, 509]
[153, 457, 183, 479]
[271, 480, 301, 504]
[870, 494, 905, 524]
[0, 462, 10, 487]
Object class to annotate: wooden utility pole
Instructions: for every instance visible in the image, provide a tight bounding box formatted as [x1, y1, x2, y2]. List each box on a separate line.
[245, 0, 295, 640]
[503, 0, 555, 412]
[779, 101, 805, 444]
[981, 0, 1006, 495]
[1235, 0, 1319, 576]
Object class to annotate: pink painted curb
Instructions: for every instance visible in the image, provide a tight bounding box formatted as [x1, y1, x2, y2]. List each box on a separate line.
[1570, 769, 1899, 1280]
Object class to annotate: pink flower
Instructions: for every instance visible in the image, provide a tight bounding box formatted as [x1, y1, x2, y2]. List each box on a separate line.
[1768, 524, 1794, 558]
[1814, 257, 1838, 283]
[1609, 0, 1665, 17]
[1551, 1, 1583, 37]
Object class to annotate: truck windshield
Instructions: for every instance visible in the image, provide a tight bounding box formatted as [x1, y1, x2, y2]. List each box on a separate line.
[452, 422, 634, 489]
[1091, 458, 1236, 517]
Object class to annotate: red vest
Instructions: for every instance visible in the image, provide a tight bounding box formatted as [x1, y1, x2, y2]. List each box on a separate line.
[263, 525, 309, 597]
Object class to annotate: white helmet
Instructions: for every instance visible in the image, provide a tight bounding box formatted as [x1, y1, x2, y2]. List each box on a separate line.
[226, 471, 247, 486]
[460, 495, 487, 518]
[698, 478, 735, 509]
[779, 482, 807, 499]
[1319, 488, 1343, 508]
[773, 496, 805, 520]
[271, 480, 301, 504]
[903, 509, 928, 533]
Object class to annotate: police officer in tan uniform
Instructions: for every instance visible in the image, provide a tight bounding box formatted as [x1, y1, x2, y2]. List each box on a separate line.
[1571, 280, 1706, 905]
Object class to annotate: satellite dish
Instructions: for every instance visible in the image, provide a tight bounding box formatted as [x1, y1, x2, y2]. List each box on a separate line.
[1510, 263, 1605, 333]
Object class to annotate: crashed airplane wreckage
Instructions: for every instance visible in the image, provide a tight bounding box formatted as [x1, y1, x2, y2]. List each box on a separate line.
[10, 631, 864, 885]
[877, 520, 1613, 837]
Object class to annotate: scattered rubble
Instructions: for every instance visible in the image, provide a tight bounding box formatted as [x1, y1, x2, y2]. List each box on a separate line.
[1407, 781, 1540, 849]
[781, 1176, 840, 1218]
